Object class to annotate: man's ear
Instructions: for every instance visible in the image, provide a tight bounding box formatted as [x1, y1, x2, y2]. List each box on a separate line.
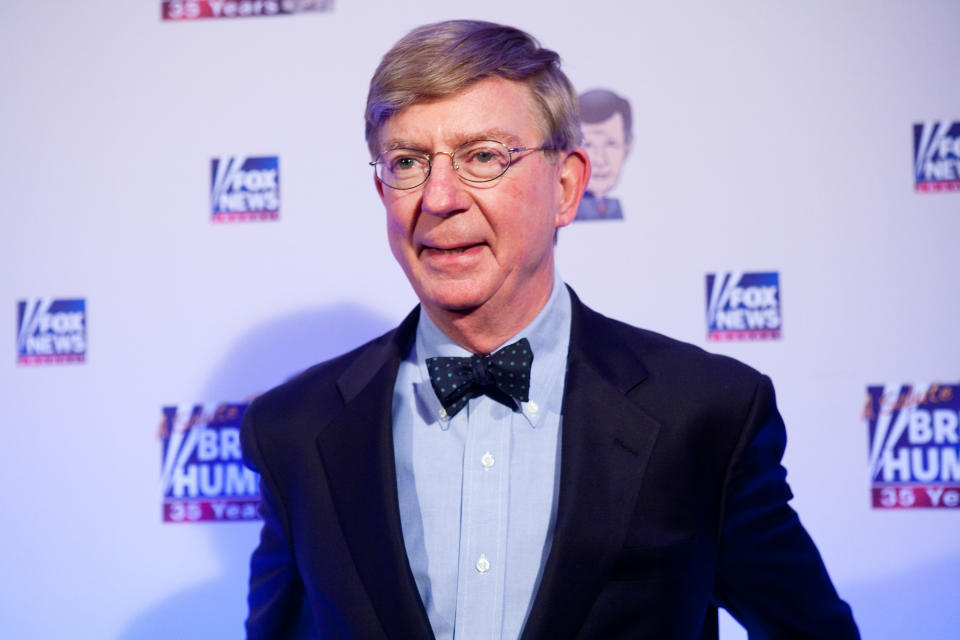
[374, 171, 386, 201]
[555, 148, 591, 228]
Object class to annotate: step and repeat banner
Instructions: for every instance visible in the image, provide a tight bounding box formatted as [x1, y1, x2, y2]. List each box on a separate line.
[2, 2, 958, 638]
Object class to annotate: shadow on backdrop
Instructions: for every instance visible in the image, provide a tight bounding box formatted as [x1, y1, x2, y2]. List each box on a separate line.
[119, 303, 396, 639]
[844, 551, 960, 639]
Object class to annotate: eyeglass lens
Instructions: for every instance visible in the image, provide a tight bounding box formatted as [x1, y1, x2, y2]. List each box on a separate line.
[376, 140, 513, 189]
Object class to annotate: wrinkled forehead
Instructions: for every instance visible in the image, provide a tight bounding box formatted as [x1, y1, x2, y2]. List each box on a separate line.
[373, 78, 550, 153]
[379, 128, 527, 153]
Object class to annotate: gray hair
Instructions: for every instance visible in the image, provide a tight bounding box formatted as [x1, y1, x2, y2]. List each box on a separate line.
[365, 20, 581, 158]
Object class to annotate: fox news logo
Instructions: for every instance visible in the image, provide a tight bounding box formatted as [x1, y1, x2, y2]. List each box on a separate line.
[865, 383, 960, 509]
[16, 298, 86, 365]
[162, 0, 332, 21]
[159, 402, 260, 523]
[705, 272, 781, 341]
[914, 121, 960, 192]
[210, 155, 280, 223]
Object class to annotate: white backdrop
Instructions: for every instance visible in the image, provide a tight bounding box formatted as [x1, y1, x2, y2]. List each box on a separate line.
[2, 1, 959, 638]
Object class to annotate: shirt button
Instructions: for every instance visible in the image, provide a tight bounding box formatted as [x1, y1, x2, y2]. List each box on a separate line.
[481, 452, 495, 470]
[438, 407, 448, 420]
[527, 401, 539, 414]
[476, 554, 490, 573]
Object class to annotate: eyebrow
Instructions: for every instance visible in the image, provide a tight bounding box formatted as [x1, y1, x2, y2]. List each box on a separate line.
[381, 129, 526, 152]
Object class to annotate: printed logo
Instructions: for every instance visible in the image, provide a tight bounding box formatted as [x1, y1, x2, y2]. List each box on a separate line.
[864, 383, 960, 509]
[705, 272, 781, 341]
[16, 298, 87, 365]
[162, 0, 333, 21]
[210, 155, 280, 222]
[159, 403, 260, 523]
[913, 121, 960, 192]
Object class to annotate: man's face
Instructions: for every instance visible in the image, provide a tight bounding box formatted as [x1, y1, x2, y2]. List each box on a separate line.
[581, 112, 629, 198]
[375, 76, 582, 329]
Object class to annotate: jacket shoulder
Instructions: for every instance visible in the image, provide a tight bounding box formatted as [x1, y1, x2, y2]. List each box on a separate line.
[568, 291, 776, 455]
[574, 295, 765, 393]
[241, 311, 414, 454]
[252, 335, 380, 415]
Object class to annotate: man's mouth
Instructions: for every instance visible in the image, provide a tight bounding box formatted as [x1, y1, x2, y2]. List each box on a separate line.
[423, 242, 482, 256]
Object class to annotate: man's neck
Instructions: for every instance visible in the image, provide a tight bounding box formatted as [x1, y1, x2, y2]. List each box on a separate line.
[422, 280, 555, 355]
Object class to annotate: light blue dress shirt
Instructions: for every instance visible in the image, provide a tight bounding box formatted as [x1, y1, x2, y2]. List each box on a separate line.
[392, 271, 571, 639]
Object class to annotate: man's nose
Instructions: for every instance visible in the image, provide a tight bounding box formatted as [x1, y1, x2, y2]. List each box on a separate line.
[421, 152, 464, 217]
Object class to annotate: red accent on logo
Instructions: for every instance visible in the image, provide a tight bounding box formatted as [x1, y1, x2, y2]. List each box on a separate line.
[915, 180, 960, 193]
[17, 353, 86, 366]
[707, 329, 781, 342]
[211, 211, 279, 223]
[163, 498, 261, 523]
[872, 485, 960, 509]
[162, 0, 331, 21]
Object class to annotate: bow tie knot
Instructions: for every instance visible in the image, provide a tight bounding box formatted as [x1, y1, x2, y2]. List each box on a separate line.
[426, 338, 533, 419]
[471, 357, 495, 387]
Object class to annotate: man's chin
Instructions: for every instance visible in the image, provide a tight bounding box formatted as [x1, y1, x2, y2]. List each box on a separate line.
[416, 289, 489, 320]
[429, 298, 483, 316]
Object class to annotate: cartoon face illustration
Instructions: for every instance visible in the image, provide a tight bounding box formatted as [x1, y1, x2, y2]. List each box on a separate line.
[579, 89, 632, 198]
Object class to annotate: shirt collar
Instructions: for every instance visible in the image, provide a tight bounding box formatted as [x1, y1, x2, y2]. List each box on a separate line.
[412, 270, 571, 429]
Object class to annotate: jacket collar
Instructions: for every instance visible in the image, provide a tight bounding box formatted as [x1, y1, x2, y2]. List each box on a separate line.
[520, 287, 661, 639]
[315, 306, 434, 638]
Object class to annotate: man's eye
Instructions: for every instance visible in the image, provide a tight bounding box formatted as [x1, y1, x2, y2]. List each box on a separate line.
[465, 149, 501, 164]
[391, 156, 423, 172]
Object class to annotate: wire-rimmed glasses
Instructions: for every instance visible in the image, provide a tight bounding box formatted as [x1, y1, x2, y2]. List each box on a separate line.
[370, 139, 551, 190]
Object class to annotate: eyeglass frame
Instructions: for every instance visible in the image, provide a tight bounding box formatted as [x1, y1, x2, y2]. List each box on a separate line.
[369, 139, 554, 190]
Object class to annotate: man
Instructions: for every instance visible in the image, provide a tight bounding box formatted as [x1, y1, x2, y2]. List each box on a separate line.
[241, 20, 859, 639]
[576, 89, 632, 221]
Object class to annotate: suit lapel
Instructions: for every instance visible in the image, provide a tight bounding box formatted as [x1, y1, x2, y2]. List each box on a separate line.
[314, 308, 434, 639]
[521, 292, 662, 639]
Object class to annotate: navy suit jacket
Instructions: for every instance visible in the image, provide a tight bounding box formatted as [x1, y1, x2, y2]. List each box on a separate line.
[241, 289, 859, 639]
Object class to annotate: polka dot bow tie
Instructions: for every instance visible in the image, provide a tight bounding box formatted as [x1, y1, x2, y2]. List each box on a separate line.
[425, 338, 534, 419]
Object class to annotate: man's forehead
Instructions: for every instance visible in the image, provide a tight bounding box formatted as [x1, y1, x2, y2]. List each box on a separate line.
[381, 128, 525, 151]
[377, 78, 543, 151]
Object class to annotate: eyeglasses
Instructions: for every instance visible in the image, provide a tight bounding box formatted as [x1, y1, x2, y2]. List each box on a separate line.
[370, 139, 552, 190]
